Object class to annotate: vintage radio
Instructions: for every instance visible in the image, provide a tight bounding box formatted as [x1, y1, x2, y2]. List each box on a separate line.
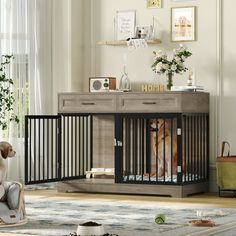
[89, 77, 116, 92]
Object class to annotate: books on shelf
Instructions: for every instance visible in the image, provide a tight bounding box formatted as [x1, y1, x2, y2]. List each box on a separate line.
[171, 85, 204, 92]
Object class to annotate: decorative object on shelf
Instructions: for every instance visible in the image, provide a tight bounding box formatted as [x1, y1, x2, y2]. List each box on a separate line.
[166, 72, 174, 91]
[147, 0, 162, 9]
[89, 77, 116, 92]
[171, 6, 196, 42]
[187, 68, 195, 86]
[171, 85, 204, 92]
[142, 84, 165, 92]
[116, 10, 136, 40]
[127, 38, 148, 50]
[135, 25, 153, 39]
[151, 44, 192, 90]
[119, 53, 131, 91]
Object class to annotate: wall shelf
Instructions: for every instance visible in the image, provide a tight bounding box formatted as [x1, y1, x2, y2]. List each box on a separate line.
[97, 39, 161, 46]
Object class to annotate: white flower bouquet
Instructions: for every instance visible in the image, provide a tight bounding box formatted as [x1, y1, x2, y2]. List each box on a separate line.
[151, 45, 192, 76]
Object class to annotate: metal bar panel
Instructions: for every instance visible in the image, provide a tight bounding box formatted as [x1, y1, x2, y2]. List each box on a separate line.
[51, 119, 54, 179]
[25, 115, 61, 185]
[34, 119, 36, 182]
[79, 116, 81, 176]
[75, 116, 77, 176]
[90, 116, 93, 170]
[171, 118, 173, 182]
[47, 119, 49, 179]
[63, 116, 65, 178]
[24, 116, 29, 184]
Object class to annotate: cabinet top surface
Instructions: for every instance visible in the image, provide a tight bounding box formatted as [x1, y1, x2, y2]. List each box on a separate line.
[58, 91, 209, 96]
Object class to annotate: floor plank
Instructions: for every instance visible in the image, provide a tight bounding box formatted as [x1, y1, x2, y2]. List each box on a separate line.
[24, 189, 236, 208]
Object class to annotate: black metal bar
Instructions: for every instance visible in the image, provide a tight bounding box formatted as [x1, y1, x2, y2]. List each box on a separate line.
[183, 115, 186, 182]
[127, 118, 131, 175]
[47, 119, 49, 180]
[25, 116, 29, 184]
[29, 118, 32, 183]
[153, 119, 159, 181]
[63, 116, 65, 178]
[115, 114, 123, 183]
[191, 116, 193, 181]
[196, 116, 199, 181]
[206, 115, 210, 180]
[134, 119, 137, 180]
[163, 119, 166, 182]
[199, 116, 203, 179]
[34, 119, 36, 182]
[75, 116, 77, 176]
[203, 116, 206, 179]
[171, 118, 173, 182]
[193, 116, 196, 180]
[177, 115, 182, 184]
[141, 118, 144, 181]
[146, 119, 151, 175]
[71, 116, 74, 176]
[82, 116, 84, 175]
[86, 116, 89, 172]
[51, 119, 54, 178]
[79, 116, 81, 176]
[38, 119, 41, 181]
[90, 116, 93, 170]
[67, 117, 70, 177]
[57, 116, 62, 180]
[42, 119, 45, 180]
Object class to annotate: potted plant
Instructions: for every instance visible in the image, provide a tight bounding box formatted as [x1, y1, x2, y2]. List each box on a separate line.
[151, 45, 192, 90]
[0, 55, 19, 131]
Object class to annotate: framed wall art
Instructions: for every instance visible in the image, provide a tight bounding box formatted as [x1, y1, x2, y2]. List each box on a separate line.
[171, 6, 196, 42]
[116, 10, 136, 40]
[147, 0, 162, 8]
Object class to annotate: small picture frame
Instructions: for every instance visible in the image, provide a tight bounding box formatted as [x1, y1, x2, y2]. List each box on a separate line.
[147, 0, 162, 8]
[171, 6, 196, 42]
[135, 25, 153, 39]
[116, 10, 136, 40]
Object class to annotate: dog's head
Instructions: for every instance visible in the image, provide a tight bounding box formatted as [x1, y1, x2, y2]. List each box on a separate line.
[0, 141, 16, 159]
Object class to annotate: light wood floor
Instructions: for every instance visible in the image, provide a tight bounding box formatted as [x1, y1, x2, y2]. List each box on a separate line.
[25, 189, 236, 208]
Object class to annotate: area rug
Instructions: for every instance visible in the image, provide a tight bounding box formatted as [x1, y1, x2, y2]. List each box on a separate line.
[0, 197, 236, 236]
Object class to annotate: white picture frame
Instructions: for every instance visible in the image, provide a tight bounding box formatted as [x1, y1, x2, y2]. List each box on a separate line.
[135, 25, 153, 39]
[116, 10, 136, 40]
[171, 6, 196, 42]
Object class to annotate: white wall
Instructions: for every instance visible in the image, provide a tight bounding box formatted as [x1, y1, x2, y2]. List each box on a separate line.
[91, 0, 218, 191]
[52, 0, 236, 192]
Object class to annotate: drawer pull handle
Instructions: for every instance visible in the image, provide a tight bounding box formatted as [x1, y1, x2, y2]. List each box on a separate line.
[142, 102, 156, 105]
[81, 102, 95, 105]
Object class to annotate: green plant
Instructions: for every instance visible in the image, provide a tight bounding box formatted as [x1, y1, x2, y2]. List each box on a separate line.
[151, 44, 192, 76]
[0, 55, 19, 130]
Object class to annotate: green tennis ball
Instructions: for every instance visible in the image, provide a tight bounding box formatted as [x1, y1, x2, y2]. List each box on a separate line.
[155, 214, 166, 224]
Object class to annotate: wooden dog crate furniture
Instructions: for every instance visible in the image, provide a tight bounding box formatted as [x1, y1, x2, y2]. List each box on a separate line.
[25, 92, 209, 197]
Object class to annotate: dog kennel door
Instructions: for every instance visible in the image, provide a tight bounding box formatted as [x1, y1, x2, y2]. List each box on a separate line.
[25, 115, 92, 184]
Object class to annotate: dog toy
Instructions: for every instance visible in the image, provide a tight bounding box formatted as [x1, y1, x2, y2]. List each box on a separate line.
[155, 213, 166, 224]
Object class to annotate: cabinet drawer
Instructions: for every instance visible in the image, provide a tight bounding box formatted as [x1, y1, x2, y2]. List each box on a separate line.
[118, 94, 180, 112]
[58, 94, 116, 113]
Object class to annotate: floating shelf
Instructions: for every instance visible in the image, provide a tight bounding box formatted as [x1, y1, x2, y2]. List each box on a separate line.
[97, 39, 161, 46]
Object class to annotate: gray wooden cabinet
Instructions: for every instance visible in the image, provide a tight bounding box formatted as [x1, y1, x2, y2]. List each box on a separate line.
[55, 92, 209, 197]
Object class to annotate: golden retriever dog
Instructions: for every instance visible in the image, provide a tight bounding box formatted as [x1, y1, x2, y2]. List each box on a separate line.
[0, 141, 16, 184]
[150, 119, 177, 177]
